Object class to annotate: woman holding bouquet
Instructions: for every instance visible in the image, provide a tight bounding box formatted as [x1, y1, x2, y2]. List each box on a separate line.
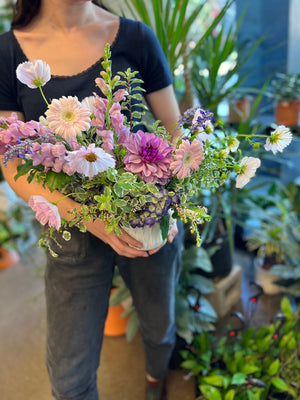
[0, 0, 183, 399]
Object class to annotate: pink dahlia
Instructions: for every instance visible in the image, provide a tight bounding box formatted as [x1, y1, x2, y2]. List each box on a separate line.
[65, 143, 115, 178]
[123, 130, 173, 184]
[170, 139, 204, 179]
[28, 195, 61, 230]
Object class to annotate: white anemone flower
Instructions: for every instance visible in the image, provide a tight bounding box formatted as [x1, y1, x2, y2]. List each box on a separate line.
[45, 96, 91, 140]
[264, 125, 292, 154]
[236, 156, 261, 188]
[16, 60, 51, 89]
[65, 144, 115, 178]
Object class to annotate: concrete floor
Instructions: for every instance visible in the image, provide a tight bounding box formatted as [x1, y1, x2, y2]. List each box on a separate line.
[0, 247, 282, 400]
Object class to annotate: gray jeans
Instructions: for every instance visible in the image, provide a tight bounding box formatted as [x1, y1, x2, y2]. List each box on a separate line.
[45, 224, 183, 400]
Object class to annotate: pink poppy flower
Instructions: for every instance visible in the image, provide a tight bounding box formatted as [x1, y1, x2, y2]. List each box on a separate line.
[28, 195, 61, 230]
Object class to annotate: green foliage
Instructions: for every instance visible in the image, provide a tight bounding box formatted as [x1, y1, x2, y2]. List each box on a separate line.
[0, 201, 41, 254]
[268, 73, 300, 103]
[241, 181, 300, 296]
[191, 12, 263, 117]
[181, 297, 300, 399]
[121, 0, 234, 76]
[175, 245, 217, 344]
[0, 2, 13, 34]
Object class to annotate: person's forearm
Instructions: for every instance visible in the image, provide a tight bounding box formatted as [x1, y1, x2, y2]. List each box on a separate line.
[1, 158, 78, 221]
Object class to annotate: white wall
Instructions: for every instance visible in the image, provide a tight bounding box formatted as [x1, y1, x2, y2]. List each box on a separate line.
[288, 0, 300, 73]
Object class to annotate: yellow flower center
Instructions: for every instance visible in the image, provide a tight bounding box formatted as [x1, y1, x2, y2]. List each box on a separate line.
[85, 153, 97, 162]
[62, 109, 76, 122]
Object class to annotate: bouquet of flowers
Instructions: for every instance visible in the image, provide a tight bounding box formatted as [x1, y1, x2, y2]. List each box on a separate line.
[0, 45, 293, 252]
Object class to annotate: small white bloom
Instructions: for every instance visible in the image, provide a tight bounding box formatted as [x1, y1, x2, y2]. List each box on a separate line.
[16, 60, 51, 89]
[39, 115, 48, 126]
[264, 125, 292, 154]
[226, 137, 240, 153]
[81, 96, 97, 114]
[236, 156, 261, 188]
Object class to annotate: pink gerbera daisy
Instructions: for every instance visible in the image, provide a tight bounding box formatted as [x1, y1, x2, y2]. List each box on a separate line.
[170, 139, 204, 179]
[123, 130, 173, 184]
[28, 195, 61, 230]
[45, 96, 91, 140]
[65, 143, 115, 178]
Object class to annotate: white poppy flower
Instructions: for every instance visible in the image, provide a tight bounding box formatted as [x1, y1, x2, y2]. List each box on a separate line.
[236, 156, 261, 188]
[16, 60, 51, 89]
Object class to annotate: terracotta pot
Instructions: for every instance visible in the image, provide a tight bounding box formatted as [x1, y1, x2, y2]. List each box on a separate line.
[104, 288, 129, 337]
[275, 99, 300, 126]
[0, 247, 19, 270]
[229, 98, 251, 123]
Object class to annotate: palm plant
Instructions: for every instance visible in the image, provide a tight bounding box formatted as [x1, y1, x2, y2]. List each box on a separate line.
[191, 9, 263, 118]
[119, 0, 234, 107]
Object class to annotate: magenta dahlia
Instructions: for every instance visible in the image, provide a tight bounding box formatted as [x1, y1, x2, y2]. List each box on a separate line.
[123, 130, 173, 184]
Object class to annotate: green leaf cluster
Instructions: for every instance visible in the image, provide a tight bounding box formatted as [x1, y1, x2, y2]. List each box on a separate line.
[181, 297, 300, 399]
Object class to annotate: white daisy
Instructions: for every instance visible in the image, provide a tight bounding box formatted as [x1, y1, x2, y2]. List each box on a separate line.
[236, 156, 261, 188]
[45, 96, 91, 140]
[264, 125, 292, 154]
[65, 144, 115, 178]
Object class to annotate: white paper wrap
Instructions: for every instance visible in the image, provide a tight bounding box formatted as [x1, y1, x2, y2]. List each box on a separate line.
[121, 223, 167, 251]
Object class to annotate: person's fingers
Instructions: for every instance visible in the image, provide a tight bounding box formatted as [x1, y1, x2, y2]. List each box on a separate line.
[147, 244, 164, 256]
[108, 235, 148, 258]
[118, 227, 143, 249]
[167, 220, 178, 243]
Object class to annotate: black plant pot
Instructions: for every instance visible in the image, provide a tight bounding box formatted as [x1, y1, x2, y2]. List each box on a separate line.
[169, 335, 190, 370]
[200, 232, 233, 279]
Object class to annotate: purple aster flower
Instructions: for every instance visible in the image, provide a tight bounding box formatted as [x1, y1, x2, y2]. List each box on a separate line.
[28, 195, 61, 230]
[123, 130, 173, 184]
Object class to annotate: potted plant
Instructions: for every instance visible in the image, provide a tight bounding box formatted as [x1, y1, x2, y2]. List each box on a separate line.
[181, 296, 300, 399]
[0, 206, 28, 269]
[108, 245, 218, 349]
[269, 73, 300, 126]
[105, 266, 138, 341]
[190, 9, 263, 120]
[242, 183, 300, 295]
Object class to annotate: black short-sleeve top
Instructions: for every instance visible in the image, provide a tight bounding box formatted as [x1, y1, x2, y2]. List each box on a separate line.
[0, 17, 172, 122]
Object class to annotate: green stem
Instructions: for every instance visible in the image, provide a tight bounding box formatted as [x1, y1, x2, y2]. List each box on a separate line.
[38, 85, 49, 106]
[54, 192, 89, 205]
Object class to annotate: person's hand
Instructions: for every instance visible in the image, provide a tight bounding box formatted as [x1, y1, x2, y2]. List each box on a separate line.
[148, 217, 178, 256]
[84, 218, 148, 258]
